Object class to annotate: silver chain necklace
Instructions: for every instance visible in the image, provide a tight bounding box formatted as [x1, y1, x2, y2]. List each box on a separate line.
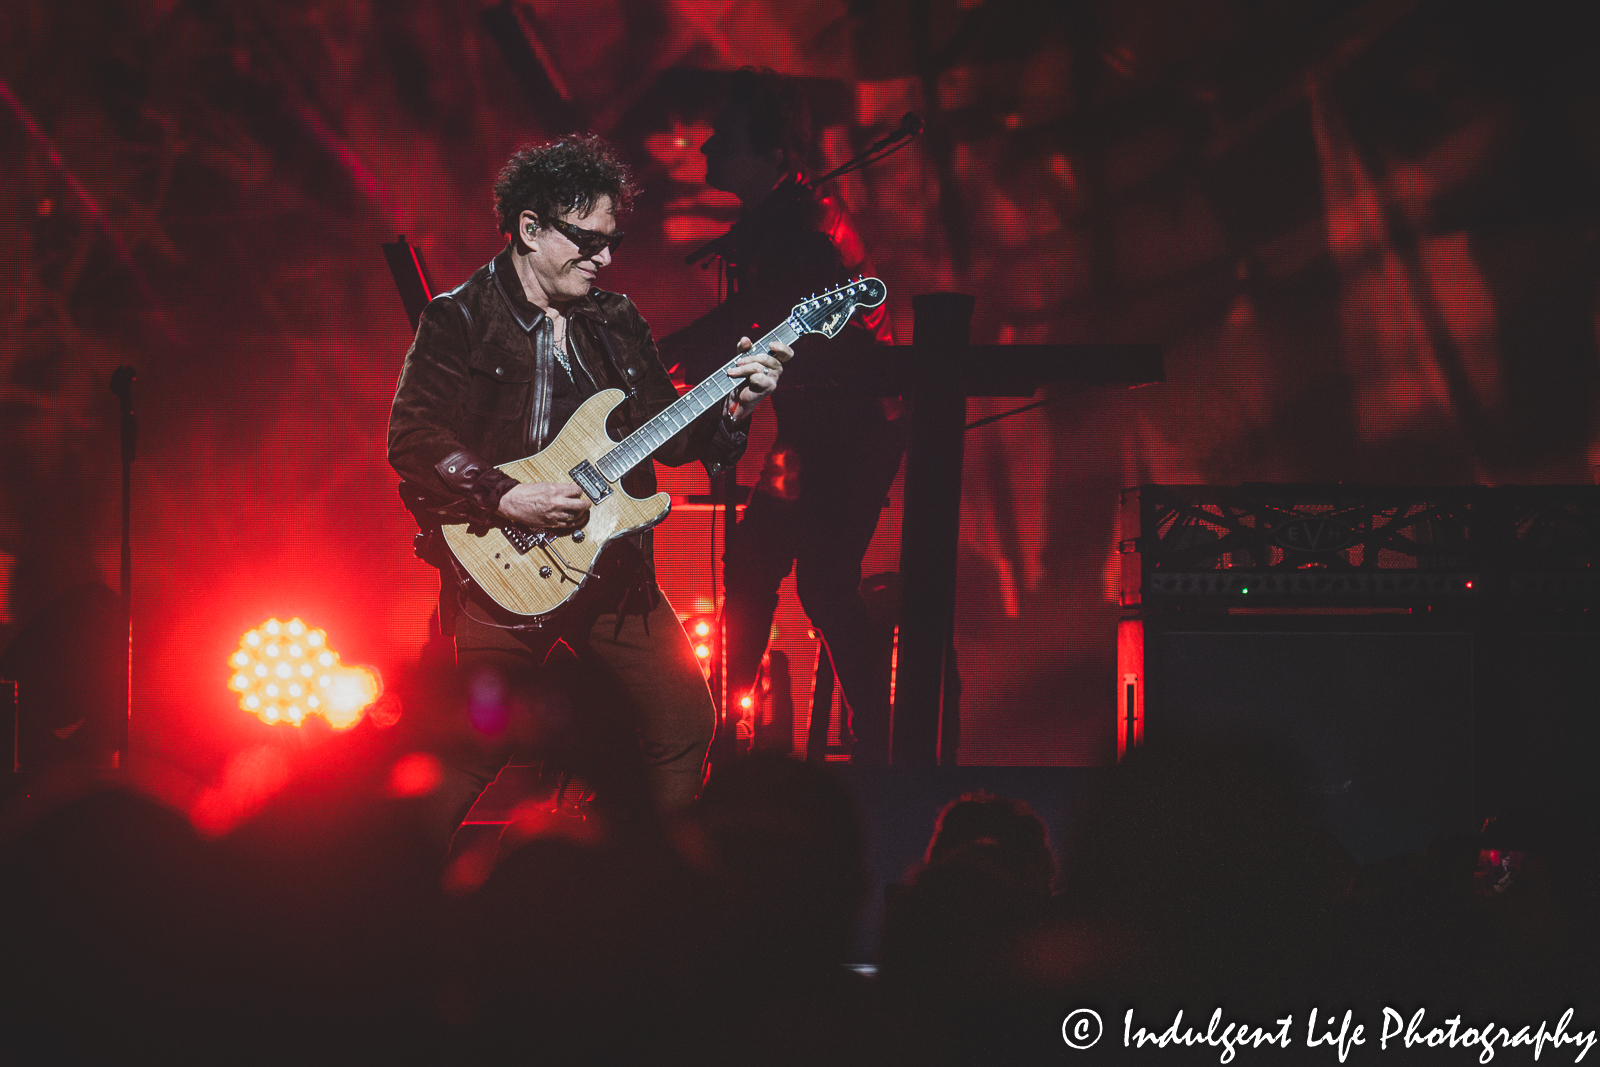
[549, 318, 574, 382]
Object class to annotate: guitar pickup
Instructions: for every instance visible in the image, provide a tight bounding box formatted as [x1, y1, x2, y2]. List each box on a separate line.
[568, 460, 613, 504]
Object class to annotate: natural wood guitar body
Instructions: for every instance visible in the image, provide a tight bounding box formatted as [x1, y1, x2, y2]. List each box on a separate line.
[439, 388, 669, 618]
[436, 276, 886, 621]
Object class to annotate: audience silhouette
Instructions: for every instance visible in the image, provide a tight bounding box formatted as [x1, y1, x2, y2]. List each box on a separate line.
[3, 726, 1596, 1063]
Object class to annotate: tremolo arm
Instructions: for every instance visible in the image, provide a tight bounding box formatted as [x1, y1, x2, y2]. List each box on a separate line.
[501, 522, 596, 585]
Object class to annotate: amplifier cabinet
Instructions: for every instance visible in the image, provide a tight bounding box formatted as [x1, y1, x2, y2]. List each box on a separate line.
[1140, 617, 1476, 865]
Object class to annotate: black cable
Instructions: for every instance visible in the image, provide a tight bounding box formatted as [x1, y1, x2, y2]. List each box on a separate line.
[963, 385, 1097, 431]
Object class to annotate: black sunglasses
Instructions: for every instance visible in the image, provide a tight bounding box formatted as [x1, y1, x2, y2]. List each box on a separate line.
[543, 216, 625, 257]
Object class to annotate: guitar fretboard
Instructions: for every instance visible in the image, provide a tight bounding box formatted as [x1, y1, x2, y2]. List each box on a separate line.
[597, 317, 802, 482]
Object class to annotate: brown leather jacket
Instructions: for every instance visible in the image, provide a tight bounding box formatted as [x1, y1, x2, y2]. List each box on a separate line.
[389, 246, 748, 530]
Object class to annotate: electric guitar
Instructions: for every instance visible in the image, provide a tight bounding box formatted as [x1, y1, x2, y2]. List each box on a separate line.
[442, 276, 888, 619]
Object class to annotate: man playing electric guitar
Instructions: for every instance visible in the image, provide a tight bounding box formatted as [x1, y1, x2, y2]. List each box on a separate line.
[388, 134, 784, 843]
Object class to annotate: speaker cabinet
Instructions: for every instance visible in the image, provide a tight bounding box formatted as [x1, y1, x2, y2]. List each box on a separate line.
[1143, 621, 1477, 864]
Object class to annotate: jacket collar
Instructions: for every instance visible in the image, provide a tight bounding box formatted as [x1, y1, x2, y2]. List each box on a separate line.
[490, 246, 604, 333]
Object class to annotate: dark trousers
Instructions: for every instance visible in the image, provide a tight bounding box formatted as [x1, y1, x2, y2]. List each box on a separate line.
[430, 577, 715, 849]
[722, 431, 903, 763]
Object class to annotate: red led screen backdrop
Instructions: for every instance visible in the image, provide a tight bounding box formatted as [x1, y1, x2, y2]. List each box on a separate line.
[2, 0, 1597, 776]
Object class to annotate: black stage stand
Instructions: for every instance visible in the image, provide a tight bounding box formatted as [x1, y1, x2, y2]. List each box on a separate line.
[886, 301, 1164, 765]
[110, 366, 137, 769]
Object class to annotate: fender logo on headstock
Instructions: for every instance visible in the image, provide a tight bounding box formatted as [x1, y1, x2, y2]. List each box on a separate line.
[790, 277, 887, 339]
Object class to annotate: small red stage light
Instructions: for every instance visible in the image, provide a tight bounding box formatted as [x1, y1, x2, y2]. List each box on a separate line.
[227, 617, 379, 729]
[387, 752, 442, 797]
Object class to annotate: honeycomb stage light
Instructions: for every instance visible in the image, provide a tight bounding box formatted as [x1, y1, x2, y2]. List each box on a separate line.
[227, 617, 379, 729]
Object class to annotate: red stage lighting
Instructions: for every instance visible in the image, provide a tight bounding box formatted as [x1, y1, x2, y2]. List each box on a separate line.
[681, 616, 715, 677]
[227, 617, 379, 729]
[1115, 618, 1145, 760]
[387, 752, 443, 798]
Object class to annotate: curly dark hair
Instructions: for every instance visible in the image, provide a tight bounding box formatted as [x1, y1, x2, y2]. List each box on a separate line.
[492, 133, 637, 236]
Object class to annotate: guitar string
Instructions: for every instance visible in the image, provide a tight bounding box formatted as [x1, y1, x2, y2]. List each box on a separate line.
[598, 317, 803, 481]
[597, 280, 880, 480]
[473, 283, 879, 615]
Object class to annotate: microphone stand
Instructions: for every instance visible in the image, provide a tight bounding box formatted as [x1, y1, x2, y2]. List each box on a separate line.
[683, 110, 920, 757]
[110, 366, 137, 771]
[685, 113, 924, 267]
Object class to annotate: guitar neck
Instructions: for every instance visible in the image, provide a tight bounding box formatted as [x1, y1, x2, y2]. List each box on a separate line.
[597, 318, 802, 482]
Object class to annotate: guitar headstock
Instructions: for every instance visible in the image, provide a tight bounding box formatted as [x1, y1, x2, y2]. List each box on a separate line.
[790, 277, 888, 339]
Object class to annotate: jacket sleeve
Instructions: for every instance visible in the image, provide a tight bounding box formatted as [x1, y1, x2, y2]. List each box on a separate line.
[614, 299, 748, 476]
[387, 296, 520, 526]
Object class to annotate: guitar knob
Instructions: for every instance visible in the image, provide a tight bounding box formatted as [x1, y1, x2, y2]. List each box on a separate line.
[571, 529, 586, 543]
[539, 566, 552, 578]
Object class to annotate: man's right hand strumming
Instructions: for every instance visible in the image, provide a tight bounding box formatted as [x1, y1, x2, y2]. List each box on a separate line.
[497, 481, 591, 528]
